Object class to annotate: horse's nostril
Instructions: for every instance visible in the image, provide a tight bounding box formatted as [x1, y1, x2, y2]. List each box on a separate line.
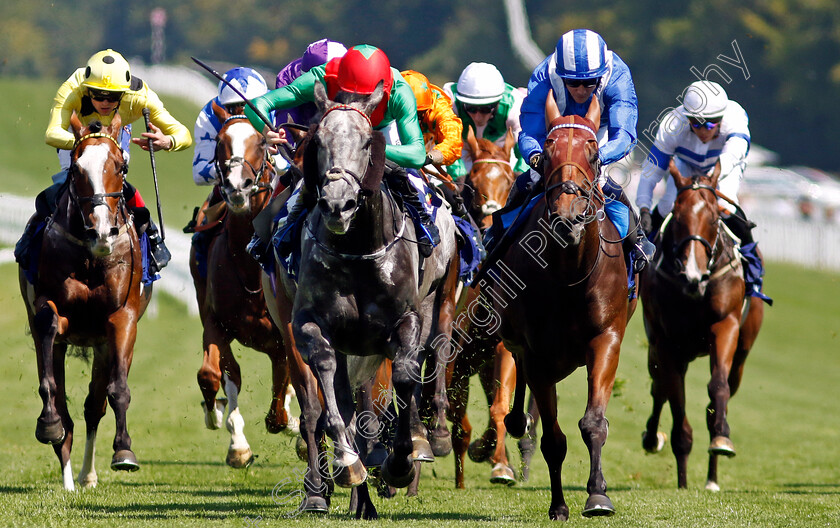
[318, 198, 330, 212]
[243, 178, 254, 189]
[85, 228, 97, 240]
[110, 226, 120, 237]
[343, 199, 356, 212]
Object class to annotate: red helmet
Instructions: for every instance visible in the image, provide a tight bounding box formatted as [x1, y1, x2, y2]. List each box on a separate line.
[336, 45, 393, 96]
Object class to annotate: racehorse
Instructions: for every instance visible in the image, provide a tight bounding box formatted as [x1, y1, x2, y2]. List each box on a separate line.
[462, 126, 516, 231]
[278, 80, 459, 518]
[19, 113, 153, 490]
[639, 160, 764, 490]
[495, 93, 636, 520]
[190, 101, 295, 468]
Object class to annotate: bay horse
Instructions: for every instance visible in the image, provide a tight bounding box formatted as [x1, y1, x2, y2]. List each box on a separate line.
[495, 93, 637, 520]
[640, 161, 764, 490]
[190, 101, 295, 468]
[276, 80, 459, 518]
[19, 113, 153, 490]
[446, 127, 538, 488]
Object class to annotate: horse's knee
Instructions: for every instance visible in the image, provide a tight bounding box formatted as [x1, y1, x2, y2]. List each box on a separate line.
[579, 413, 609, 446]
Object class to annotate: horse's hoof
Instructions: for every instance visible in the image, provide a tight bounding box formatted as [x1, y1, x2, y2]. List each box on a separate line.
[430, 431, 452, 457]
[503, 412, 531, 439]
[705, 480, 721, 492]
[381, 454, 416, 489]
[643, 430, 667, 454]
[78, 473, 98, 489]
[467, 438, 494, 463]
[333, 458, 367, 488]
[582, 494, 615, 517]
[411, 436, 435, 463]
[226, 447, 255, 468]
[548, 504, 570, 521]
[709, 436, 736, 457]
[35, 417, 65, 445]
[300, 495, 329, 513]
[489, 463, 516, 486]
[111, 449, 140, 472]
[294, 435, 308, 462]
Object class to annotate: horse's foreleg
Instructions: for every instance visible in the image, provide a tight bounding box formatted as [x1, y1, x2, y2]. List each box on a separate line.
[705, 316, 741, 490]
[106, 311, 139, 472]
[78, 345, 111, 489]
[382, 312, 422, 489]
[32, 302, 67, 447]
[643, 347, 669, 455]
[518, 392, 540, 482]
[488, 342, 516, 485]
[265, 339, 293, 435]
[531, 381, 569, 521]
[218, 345, 253, 469]
[503, 349, 529, 438]
[427, 262, 460, 457]
[579, 333, 621, 517]
[51, 343, 76, 491]
[446, 353, 472, 489]
[197, 317, 228, 430]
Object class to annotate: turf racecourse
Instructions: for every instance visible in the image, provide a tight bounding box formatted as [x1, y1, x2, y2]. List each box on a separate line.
[1, 259, 838, 527]
[1, 77, 838, 526]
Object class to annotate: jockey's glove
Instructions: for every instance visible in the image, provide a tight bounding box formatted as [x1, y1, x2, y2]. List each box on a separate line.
[529, 152, 544, 175]
[426, 149, 445, 166]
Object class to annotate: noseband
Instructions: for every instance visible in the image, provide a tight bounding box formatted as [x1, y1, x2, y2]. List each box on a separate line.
[543, 122, 601, 221]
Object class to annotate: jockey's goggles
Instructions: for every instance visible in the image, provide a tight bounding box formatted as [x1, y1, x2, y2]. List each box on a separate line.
[563, 78, 600, 88]
[88, 88, 124, 103]
[688, 117, 722, 130]
[463, 103, 497, 115]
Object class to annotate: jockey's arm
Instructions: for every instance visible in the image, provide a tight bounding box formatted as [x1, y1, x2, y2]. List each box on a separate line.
[636, 145, 672, 210]
[517, 66, 553, 165]
[383, 87, 427, 169]
[246, 69, 320, 133]
[129, 87, 192, 152]
[428, 92, 463, 165]
[192, 103, 218, 185]
[599, 66, 638, 166]
[45, 71, 85, 151]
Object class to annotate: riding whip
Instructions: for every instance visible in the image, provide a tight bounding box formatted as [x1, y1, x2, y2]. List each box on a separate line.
[142, 107, 165, 240]
[190, 56, 296, 165]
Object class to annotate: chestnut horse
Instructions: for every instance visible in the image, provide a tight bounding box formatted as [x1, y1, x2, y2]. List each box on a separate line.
[496, 93, 636, 520]
[462, 126, 516, 231]
[19, 113, 153, 490]
[190, 102, 295, 468]
[640, 161, 764, 490]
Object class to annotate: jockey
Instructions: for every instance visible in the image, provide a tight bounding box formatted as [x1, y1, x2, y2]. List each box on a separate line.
[192, 67, 286, 187]
[507, 28, 654, 269]
[443, 62, 528, 180]
[246, 44, 440, 257]
[16, 48, 191, 272]
[636, 80, 770, 301]
[400, 69, 468, 217]
[274, 38, 348, 137]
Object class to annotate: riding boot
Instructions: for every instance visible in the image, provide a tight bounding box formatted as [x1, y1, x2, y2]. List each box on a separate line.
[14, 213, 45, 270]
[722, 207, 770, 303]
[602, 179, 655, 272]
[274, 187, 310, 259]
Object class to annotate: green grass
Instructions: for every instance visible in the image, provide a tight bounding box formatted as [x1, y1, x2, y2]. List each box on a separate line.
[2, 76, 839, 526]
[1, 260, 838, 527]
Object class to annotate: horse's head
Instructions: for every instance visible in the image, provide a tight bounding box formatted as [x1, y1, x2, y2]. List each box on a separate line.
[664, 160, 723, 297]
[212, 101, 272, 212]
[309, 81, 384, 235]
[465, 125, 515, 230]
[68, 112, 128, 257]
[541, 91, 602, 246]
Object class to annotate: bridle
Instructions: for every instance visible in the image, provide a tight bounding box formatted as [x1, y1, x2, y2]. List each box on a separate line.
[214, 115, 274, 199]
[542, 121, 603, 227]
[66, 133, 130, 239]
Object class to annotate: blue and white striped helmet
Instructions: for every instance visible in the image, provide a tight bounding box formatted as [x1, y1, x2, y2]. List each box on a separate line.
[218, 67, 268, 105]
[554, 29, 609, 79]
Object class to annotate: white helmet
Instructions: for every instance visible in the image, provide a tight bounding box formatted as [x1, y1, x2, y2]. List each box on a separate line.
[453, 62, 505, 105]
[218, 67, 268, 106]
[681, 81, 728, 119]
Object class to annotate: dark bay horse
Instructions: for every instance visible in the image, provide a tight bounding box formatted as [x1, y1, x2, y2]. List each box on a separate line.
[19, 113, 153, 490]
[495, 93, 637, 520]
[640, 161, 764, 490]
[190, 101, 295, 468]
[276, 80, 459, 518]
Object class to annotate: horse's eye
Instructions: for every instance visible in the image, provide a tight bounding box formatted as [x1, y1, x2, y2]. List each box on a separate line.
[362, 137, 372, 149]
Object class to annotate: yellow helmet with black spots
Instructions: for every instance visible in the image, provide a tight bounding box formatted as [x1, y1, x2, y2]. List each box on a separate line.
[82, 49, 132, 92]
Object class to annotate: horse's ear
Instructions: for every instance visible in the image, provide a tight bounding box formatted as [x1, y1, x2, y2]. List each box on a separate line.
[362, 81, 385, 117]
[466, 125, 479, 157]
[503, 127, 516, 159]
[585, 96, 601, 133]
[314, 81, 330, 114]
[69, 112, 84, 141]
[283, 116, 308, 145]
[668, 159, 689, 188]
[211, 99, 229, 122]
[545, 89, 561, 128]
[709, 160, 722, 189]
[585, 141, 599, 167]
[106, 111, 122, 140]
